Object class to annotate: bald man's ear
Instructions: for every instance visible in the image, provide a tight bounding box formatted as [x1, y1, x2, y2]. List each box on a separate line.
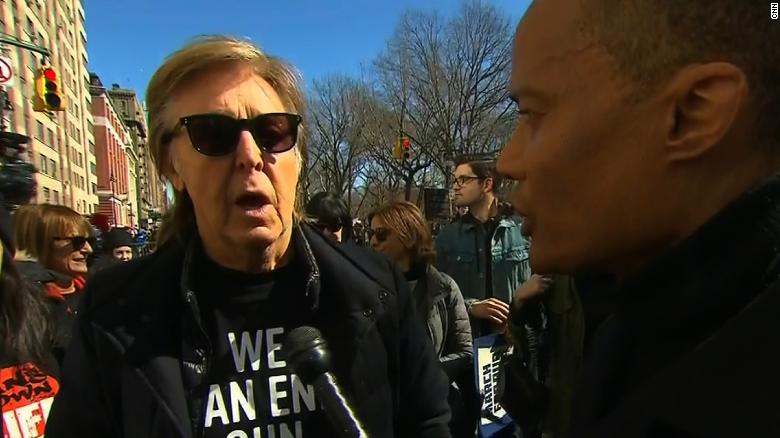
[664, 62, 748, 162]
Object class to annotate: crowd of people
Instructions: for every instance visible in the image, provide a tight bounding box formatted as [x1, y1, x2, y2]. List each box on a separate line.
[1, 1, 778, 437]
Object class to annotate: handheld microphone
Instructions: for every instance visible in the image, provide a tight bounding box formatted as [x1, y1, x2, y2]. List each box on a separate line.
[281, 326, 369, 438]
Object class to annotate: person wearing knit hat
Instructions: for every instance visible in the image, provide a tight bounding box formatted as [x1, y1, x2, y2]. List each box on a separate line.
[102, 228, 135, 262]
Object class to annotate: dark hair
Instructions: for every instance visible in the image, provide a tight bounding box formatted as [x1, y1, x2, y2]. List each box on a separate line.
[305, 192, 353, 241]
[453, 154, 503, 193]
[0, 251, 51, 364]
[579, 0, 780, 152]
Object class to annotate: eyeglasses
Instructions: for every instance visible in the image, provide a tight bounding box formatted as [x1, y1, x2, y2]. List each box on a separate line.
[452, 175, 481, 187]
[172, 113, 302, 157]
[53, 236, 90, 251]
[368, 228, 391, 243]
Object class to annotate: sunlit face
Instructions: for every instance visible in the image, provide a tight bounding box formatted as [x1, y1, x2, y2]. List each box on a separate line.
[452, 164, 487, 207]
[112, 246, 133, 262]
[370, 216, 407, 264]
[497, 0, 671, 274]
[49, 231, 93, 277]
[165, 63, 300, 263]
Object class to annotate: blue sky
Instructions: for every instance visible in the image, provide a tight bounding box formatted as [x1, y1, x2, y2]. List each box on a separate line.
[84, 0, 529, 100]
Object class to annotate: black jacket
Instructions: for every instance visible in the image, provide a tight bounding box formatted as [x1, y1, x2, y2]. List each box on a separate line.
[45, 224, 452, 438]
[16, 260, 81, 365]
[571, 174, 780, 437]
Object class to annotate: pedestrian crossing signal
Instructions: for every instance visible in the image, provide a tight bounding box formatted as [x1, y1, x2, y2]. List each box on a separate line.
[33, 67, 65, 112]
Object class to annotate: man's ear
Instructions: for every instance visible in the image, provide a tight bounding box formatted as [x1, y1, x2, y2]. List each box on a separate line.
[164, 151, 185, 192]
[483, 176, 495, 194]
[664, 62, 748, 162]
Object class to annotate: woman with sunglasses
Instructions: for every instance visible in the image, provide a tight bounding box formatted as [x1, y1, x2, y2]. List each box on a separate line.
[369, 201, 476, 438]
[12, 204, 92, 363]
[304, 191, 353, 243]
[46, 36, 450, 438]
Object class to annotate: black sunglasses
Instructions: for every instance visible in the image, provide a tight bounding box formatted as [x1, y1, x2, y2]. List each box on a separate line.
[175, 113, 302, 157]
[368, 228, 391, 243]
[54, 236, 90, 250]
[313, 221, 343, 233]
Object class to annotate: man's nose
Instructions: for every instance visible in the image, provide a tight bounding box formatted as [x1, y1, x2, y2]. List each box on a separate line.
[497, 128, 525, 181]
[235, 130, 263, 170]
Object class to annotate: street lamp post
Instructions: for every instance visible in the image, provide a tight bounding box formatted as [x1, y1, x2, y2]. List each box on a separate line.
[109, 173, 117, 226]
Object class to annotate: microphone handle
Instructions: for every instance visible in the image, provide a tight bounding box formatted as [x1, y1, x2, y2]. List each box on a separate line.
[311, 372, 370, 438]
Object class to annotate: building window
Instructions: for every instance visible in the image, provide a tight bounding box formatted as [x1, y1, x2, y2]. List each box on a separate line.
[36, 121, 44, 140]
[92, 182, 97, 194]
[78, 152, 83, 167]
[25, 17, 34, 37]
[80, 176, 85, 189]
[49, 159, 57, 179]
[47, 128, 55, 148]
[53, 190, 59, 204]
[89, 141, 95, 154]
[39, 155, 47, 175]
[90, 162, 96, 175]
[43, 187, 50, 203]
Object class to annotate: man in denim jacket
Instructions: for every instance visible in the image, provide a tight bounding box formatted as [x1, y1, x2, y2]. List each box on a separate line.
[435, 156, 531, 338]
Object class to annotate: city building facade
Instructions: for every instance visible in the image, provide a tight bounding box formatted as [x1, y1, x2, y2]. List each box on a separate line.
[108, 84, 167, 226]
[0, 0, 97, 213]
[89, 73, 136, 227]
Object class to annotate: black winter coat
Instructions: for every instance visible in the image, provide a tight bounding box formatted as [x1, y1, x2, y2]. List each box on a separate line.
[45, 224, 452, 438]
[571, 174, 780, 437]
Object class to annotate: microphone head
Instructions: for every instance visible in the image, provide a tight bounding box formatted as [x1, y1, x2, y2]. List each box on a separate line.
[282, 326, 332, 384]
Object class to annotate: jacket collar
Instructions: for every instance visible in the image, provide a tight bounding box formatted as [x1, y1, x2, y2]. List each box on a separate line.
[178, 223, 322, 310]
[420, 265, 449, 303]
[459, 212, 519, 231]
[616, 172, 780, 336]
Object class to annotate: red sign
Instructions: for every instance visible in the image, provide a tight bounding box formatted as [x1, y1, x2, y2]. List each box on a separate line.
[1, 362, 59, 437]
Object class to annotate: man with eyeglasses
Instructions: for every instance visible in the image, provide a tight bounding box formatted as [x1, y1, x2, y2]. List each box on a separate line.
[435, 156, 532, 337]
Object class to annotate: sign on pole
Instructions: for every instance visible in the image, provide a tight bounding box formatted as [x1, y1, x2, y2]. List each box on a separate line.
[0, 56, 15, 87]
[423, 188, 450, 220]
[473, 334, 515, 437]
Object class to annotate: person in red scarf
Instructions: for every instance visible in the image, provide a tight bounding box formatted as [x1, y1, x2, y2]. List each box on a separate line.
[13, 204, 92, 363]
[0, 196, 60, 438]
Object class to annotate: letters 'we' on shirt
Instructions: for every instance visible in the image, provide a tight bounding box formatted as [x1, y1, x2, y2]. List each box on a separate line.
[191, 245, 332, 438]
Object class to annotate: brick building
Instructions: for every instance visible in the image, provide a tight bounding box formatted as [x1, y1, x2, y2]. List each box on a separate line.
[89, 73, 138, 227]
[0, 0, 97, 212]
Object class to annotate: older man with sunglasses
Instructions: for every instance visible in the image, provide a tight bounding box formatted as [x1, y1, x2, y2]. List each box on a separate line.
[46, 36, 451, 438]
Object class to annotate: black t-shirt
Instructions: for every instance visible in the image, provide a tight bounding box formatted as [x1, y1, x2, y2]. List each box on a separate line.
[191, 246, 330, 438]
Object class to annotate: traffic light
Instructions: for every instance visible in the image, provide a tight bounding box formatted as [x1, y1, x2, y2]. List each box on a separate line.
[33, 67, 65, 112]
[392, 138, 403, 161]
[402, 137, 411, 160]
